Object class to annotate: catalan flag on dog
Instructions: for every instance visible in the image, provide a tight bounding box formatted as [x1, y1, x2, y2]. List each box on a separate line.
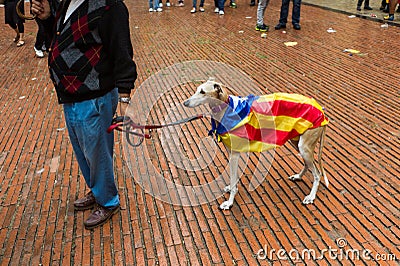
[210, 93, 329, 152]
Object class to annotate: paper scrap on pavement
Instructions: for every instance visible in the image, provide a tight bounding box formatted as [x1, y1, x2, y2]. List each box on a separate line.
[343, 49, 360, 54]
[284, 42, 298, 47]
[37, 168, 45, 174]
[327, 28, 336, 33]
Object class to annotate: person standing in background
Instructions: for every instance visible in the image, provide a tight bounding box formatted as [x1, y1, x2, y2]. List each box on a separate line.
[275, 0, 302, 30]
[356, 0, 372, 11]
[384, 0, 398, 20]
[255, 0, 270, 32]
[191, 0, 205, 13]
[5, 0, 25, 47]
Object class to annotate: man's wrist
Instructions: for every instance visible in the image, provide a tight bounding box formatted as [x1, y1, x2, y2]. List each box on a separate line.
[118, 95, 131, 103]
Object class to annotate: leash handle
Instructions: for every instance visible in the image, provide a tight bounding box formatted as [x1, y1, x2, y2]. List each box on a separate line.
[107, 116, 151, 138]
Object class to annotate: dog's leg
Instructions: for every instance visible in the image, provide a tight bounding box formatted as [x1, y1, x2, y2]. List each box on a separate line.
[289, 139, 307, 182]
[220, 151, 240, 210]
[289, 165, 308, 182]
[297, 128, 323, 204]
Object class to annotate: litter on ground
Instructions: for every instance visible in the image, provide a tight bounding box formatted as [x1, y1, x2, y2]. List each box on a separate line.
[284, 42, 298, 47]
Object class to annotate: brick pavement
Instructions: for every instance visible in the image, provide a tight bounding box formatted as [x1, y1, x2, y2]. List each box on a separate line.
[0, 0, 399, 265]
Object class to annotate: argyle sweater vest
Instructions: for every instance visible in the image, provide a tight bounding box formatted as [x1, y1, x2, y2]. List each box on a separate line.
[48, 0, 114, 103]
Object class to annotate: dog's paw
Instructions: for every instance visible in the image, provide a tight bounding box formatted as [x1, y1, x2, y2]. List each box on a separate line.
[289, 174, 302, 181]
[302, 194, 315, 204]
[219, 201, 233, 210]
[223, 186, 231, 192]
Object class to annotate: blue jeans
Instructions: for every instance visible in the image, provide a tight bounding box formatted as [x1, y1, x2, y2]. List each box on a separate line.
[149, 0, 160, 9]
[193, 0, 205, 7]
[279, 0, 302, 25]
[63, 89, 119, 208]
[214, 0, 224, 10]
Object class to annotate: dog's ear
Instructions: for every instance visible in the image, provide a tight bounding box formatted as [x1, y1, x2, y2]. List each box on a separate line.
[214, 83, 222, 94]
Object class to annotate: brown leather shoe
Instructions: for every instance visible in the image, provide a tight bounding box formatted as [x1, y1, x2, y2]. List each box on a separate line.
[74, 192, 96, 211]
[84, 205, 120, 230]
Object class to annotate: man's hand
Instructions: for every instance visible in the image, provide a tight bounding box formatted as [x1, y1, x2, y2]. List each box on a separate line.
[118, 93, 131, 117]
[31, 0, 51, 20]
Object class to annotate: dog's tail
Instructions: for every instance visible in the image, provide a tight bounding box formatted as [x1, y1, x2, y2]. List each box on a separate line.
[317, 126, 329, 187]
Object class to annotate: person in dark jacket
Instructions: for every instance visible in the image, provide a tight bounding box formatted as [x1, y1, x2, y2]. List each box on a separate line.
[31, 0, 137, 230]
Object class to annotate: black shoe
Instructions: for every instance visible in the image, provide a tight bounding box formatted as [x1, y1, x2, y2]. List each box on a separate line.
[293, 23, 301, 30]
[356, 6, 361, 11]
[250, 0, 255, 6]
[364, 6, 373, 10]
[275, 23, 286, 30]
[255, 24, 269, 32]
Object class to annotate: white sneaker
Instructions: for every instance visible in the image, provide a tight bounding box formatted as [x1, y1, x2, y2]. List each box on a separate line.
[34, 47, 44, 58]
[166, 2, 171, 6]
[214, 7, 219, 12]
[149, 7, 154, 12]
[159, 3, 163, 7]
[191, 7, 196, 13]
[199, 7, 205, 12]
[156, 7, 163, 11]
[178, 2, 184, 6]
[219, 10, 224, 15]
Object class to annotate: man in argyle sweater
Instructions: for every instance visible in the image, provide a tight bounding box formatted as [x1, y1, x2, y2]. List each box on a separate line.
[31, 0, 137, 229]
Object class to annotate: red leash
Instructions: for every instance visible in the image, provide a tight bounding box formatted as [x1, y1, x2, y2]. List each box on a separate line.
[107, 115, 206, 146]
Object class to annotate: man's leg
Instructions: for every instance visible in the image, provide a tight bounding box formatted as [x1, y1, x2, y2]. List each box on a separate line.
[279, 0, 290, 24]
[256, 0, 269, 26]
[292, 0, 301, 25]
[63, 89, 119, 209]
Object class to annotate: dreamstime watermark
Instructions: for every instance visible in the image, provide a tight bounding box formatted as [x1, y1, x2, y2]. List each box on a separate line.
[256, 238, 398, 262]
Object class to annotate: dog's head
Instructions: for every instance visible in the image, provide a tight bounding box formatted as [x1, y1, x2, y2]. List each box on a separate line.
[183, 78, 228, 108]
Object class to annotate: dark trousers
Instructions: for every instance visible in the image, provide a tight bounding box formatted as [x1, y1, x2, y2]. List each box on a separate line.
[193, 0, 205, 7]
[34, 18, 51, 51]
[279, 0, 301, 25]
[214, 0, 225, 10]
[357, 0, 370, 8]
[5, 0, 25, 33]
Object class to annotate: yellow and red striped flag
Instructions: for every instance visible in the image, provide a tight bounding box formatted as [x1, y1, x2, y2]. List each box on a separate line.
[211, 93, 329, 152]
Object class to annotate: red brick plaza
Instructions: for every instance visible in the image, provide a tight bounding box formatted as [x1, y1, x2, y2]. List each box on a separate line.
[0, 0, 399, 265]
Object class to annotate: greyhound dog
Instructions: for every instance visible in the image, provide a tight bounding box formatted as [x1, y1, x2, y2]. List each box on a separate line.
[183, 78, 329, 210]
